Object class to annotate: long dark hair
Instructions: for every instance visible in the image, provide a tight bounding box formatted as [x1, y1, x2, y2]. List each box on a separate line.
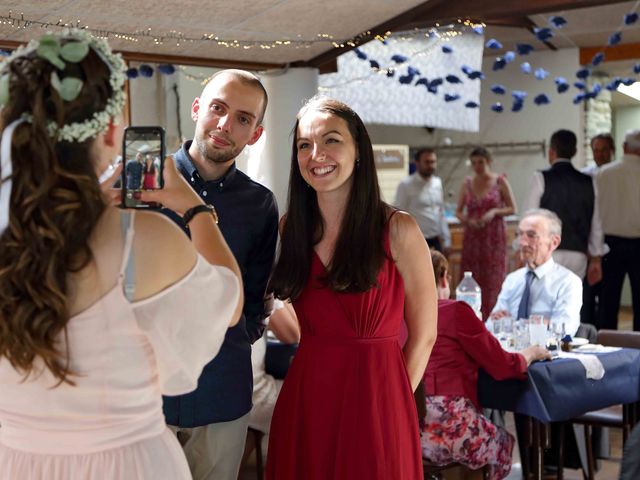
[0, 40, 115, 385]
[270, 97, 388, 300]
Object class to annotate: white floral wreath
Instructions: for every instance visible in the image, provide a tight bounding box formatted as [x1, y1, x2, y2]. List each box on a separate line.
[0, 28, 127, 143]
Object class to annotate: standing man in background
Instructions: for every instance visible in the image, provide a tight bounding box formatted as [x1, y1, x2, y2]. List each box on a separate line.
[597, 130, 640, 331]
[524, 129, 606, 285]
[163, 69, 279, 480]
[581, 133, 615, 328]
[395, 147, 451, 252]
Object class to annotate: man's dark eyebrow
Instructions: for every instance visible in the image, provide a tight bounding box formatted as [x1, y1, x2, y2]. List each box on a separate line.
[209, 98, 257, 120]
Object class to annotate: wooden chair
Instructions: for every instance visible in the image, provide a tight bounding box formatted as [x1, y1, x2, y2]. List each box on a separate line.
[569, 330, 640, 480]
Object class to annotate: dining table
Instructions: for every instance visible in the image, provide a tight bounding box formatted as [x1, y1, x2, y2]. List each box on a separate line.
[478, 347, 640, 480]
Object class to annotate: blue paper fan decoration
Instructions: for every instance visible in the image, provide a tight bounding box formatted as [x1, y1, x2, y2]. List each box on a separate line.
[391, 54, 408, 64]
[512, 90, 528, 102]
[521, 62, 532, 74]
[504, 51, 516, 63]
[446, 75, 462, 84]
[534, 27, 553, 42]
[442, 45, 453, 54]
[139, 65, 154, 77]
[369, 60, 380, 69]
[573, 93, 586, 104]
[574, 81, 586, 90]
[534, 93, 550, 105]
[591, 52, 605, 66]
[549, 16, 568, 28]
[126, 68, 139, 79]
[491, 84, 507, 95]
[430, 78, 443, 87]
[535, 68, 549, 80]
[354, 48, 368, 60]
[398, 74, 415, 84]
[516, 43, 535, 55]
[622, 77, 636, 86]
[444, 93, 461, 102]
[158, 64, 176, 75]
[486, 39, 503, 50]
[491, 103, 504, 113]
[407, 66, 421, 76]
[555, 77, 569, 94]
[512, 100, 524, 112]
[465, 101, 479, 108]
[415, 78, 429, 87]
[608, 32, 622, 46]
[576, 68, 591, 79]
[493, 58, 507, 71]
[624, 13, 639, 25]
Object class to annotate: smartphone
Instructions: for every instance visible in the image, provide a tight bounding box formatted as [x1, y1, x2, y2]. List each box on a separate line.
[121, 126, 165, 208]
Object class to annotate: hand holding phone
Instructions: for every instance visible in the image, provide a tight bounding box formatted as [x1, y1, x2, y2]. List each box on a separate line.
[121, 126, 165, 208]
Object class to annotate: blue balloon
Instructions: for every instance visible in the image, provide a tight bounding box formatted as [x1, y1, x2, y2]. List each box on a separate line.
[622, 77, 636, 86]
[444, 93, 461, 102]
[534, 93, 550, 105]
[625, 13, 639, 25]
[516, 43, 535, 55]
[491, 103, 504, 113]
[354, 48, 368, 60]
[126, 68, 139, 79]
[465, 101, 479, 108]
[521, 62, 532, 74]
[446, 75, 462, 84]
[491, 84, 506, 95]
[442, 45, 453, 54]
[557, 83, 570, 94]
[486, 39, 503, 50]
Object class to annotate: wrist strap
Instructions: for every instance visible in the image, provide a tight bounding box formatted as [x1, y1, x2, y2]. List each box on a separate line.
[183, 204, 218, 225]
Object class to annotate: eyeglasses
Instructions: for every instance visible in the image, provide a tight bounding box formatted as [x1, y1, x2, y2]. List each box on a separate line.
[515, 230, 541, 241]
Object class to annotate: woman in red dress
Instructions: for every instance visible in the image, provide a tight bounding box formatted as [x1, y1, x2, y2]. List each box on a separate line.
[267, 97, 437, 479]
[142, 154, 157, 189]
[422, 251, 549, 479]
[456, 147, 517, 319]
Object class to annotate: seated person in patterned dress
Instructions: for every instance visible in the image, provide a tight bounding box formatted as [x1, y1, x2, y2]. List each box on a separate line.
[421, 251, 550, 480]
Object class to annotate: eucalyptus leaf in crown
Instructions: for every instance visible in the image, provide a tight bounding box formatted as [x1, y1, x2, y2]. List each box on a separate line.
[0, 28, 127, 143]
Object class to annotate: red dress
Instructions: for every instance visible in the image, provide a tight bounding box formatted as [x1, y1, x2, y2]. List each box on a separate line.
[266, 227, 422, 479]
[460, 175, 508, 320]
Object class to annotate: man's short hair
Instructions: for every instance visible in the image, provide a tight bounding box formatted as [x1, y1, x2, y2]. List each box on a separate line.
[414, 147, 436, 162]
[550, 129, 577, 159]
[624, 129, 640, 152]
[521, 208, 562, 237]
[590, 133, 615, 151]
[204, 69, 268, 124]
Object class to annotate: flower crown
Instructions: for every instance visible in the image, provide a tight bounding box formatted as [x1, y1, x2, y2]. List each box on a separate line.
[0, 28, 127, 143]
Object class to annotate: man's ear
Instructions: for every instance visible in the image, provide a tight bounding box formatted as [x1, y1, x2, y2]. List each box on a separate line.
[437, 275, 447, 289]
[191, 97, 201, 122]
[247, 125, 264, 146]
[550, 234, 561, 250]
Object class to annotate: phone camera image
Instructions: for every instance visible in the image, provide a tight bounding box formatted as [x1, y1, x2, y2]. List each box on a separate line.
[122, 127, 165, 209]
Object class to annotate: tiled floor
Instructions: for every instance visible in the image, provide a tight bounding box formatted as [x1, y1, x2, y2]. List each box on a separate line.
[239, 307, 636, 480]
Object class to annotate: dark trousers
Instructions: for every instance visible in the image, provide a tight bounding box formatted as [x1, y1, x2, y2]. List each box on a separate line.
[601, 235, 640, 331]
[425, 236, 442, 252]
[581, 279, 604, 329]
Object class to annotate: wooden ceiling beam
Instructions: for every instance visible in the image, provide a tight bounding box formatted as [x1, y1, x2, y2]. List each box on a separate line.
[0, 39, 284, 71]
[299, 0, 618, 69]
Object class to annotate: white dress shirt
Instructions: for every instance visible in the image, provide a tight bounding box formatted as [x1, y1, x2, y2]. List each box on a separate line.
[394, 173, 451, 247]
[524, 160, 607, 278]
[596, 154, 640, 238]
[491, 257, 582, 336]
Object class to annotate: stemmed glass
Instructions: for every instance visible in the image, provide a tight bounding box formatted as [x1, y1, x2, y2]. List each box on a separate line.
[549, 321, 565, 352]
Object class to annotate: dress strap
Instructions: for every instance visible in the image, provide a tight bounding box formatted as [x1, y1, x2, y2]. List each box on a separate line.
[118, 210, 136, 301]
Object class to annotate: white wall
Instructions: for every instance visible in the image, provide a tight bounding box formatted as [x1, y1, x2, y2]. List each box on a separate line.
[366, 48, 583, 212]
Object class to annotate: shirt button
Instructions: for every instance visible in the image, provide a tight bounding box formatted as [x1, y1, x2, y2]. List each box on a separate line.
[202, 191, 208, 197]
[190, 177, 194, 182]
[220, 182, 224, 188]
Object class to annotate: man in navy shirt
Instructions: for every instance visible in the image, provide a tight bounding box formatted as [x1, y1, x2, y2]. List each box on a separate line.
[163, 69, 278, 480]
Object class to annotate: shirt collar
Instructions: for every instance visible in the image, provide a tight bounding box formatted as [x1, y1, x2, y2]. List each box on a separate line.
[177, 140, 238, 189]
[530, 256, 555, 279]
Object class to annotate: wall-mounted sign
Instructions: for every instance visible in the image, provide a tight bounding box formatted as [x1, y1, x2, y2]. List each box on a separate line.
[373, 144, 408, 170]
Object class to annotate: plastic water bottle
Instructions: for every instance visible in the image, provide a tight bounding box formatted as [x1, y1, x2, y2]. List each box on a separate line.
[456, 271, 482, 318]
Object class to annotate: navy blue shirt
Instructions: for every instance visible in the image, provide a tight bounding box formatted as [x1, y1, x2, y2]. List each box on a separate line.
[162, 141, 279, 426]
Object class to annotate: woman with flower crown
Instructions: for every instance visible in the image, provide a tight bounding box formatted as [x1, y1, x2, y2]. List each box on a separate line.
[0, 30, 242, 478]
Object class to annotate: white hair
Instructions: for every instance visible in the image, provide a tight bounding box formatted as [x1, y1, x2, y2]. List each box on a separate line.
[521, 208, 562, 237]
[624, 129, 640, 152]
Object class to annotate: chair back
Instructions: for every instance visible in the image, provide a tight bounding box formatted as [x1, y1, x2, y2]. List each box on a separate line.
[597, 330, 640, 349]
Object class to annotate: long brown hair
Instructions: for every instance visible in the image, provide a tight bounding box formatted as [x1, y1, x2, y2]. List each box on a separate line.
[269, 97, 388, 300]
[0, 41, 115, 385]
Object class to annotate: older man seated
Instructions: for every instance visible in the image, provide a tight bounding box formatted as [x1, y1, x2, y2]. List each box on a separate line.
[491, 208, 582, 336]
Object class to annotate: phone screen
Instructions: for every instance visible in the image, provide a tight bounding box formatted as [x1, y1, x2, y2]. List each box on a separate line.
[121, 126, 165, 208]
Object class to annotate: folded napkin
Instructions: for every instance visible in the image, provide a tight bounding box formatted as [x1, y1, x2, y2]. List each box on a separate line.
[573, 344, 621, 354]
[557, 351, 605, 380]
